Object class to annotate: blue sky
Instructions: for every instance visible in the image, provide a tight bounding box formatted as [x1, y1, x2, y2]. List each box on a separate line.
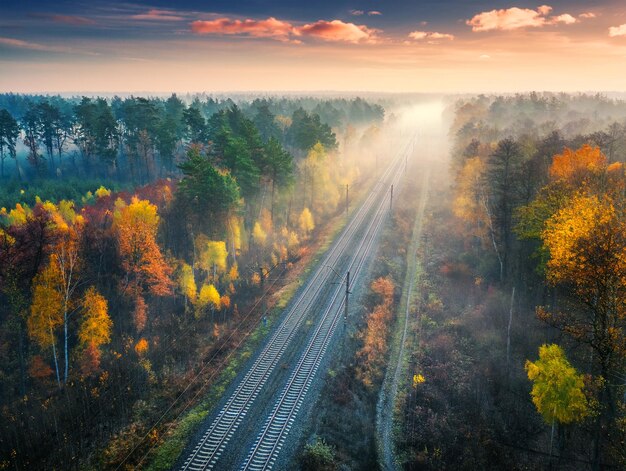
[1, 1, 625, 92]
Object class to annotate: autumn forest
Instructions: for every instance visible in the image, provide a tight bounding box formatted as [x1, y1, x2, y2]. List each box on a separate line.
[2, 90, 626, 471]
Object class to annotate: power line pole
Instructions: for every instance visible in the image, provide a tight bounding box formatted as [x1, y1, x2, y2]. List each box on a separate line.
[390, 184, 394, 211]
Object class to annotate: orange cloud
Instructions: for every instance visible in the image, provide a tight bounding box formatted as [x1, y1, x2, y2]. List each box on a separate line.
[609, 24, 626, 37]
[408, 31, 454, 41]
[467, 5, 579, 32]
[133, 9, 185, 21]
[579, 12, 596, 19]
[191, 17, 377, 43]
[298, 20, 378, 43]
[191, 17, 296, 42]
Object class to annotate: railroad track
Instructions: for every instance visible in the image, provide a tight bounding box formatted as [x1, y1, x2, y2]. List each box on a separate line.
[180, 137, 412, 471]
[239, 140, 409, 471]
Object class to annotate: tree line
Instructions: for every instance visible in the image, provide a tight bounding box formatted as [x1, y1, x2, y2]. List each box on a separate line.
[447, 94, 626, 468]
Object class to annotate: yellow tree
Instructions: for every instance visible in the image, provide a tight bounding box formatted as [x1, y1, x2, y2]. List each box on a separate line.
[525, 344, 590, 425]
[299, 207, 315, 238]
[78, 287, 111, 348]
[252, 222, 267, 247]
[78, 287, 112, 376]
[195, 235, 228, 282]
[27, 198, 84, 386]
[28, 261, 64, 387]
[196, 283, 221, 318]
[177, 262, 197, 309]
[54, 225, 83, 384]
[520, 146, 626, 467]
[540, 193, 626, 379]
[526, 344, 590, 458]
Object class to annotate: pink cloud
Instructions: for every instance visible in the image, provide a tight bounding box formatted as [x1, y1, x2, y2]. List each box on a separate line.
[191, 17, 378, 43]
[298, 19, 378, 43]
[133, 9, 185, 21]
[466, 5, 580, 32]
[368, 11, 382, 16]
[191, 17, 296, 42]
[49, 14, 96, 25]
[408, 31, 454, 41]
[609, 24, 626, 37]
[537, 5, 553, 16]
[350, 10, 364, 16]
[579, 12, 596, 19]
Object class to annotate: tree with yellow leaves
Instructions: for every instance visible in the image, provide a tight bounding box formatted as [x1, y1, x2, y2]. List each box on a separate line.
[252, 221, 267, 247]
[526, 344, 591, 458]
[28, 209, 85, 386]
[177, 262, 197, 309]
[227, 216, 242, 262]
[526, 344, 590, 425]
[77, 287, 112, 377]
[195, 235, 228, 282]
[78, 287, 112, 348]
[299, 207, 315, 238]
[524, 146, 626, 467]
[28, 261, 64, 387]
[196, 283, 221, 318]
[52, 223, 83, 384]
[539, 193, 626, 380]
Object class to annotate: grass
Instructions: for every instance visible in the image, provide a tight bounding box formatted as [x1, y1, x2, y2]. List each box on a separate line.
[376, 170, 428, 470]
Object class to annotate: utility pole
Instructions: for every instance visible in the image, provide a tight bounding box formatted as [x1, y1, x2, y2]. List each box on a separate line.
[346, 184, 349, 218]
[259, 265, 266, 317]
[390, 184, 394, 211]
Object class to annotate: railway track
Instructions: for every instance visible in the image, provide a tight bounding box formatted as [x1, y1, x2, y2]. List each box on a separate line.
[239, 140, 408, 471]
[180, 138, 412, 471]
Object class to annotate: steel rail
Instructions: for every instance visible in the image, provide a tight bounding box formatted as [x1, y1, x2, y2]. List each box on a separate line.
[239, 141, 410, 470]
[180, 140, 409, 471]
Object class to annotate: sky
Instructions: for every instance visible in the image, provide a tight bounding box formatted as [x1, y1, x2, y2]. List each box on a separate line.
[1, 0, 626, 93]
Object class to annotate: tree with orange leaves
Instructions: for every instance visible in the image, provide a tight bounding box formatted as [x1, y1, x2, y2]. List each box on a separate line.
[113, 196, 172, 297]
[522, 146, 626, 467]
[540, 193, 626, 382]
[356, 277, 395, 388]
[78, 287, 112, 349]
[549, 144, 607, 184]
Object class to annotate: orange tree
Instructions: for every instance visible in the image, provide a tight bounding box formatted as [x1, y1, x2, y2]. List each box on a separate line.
[519, 145, 626, 466]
